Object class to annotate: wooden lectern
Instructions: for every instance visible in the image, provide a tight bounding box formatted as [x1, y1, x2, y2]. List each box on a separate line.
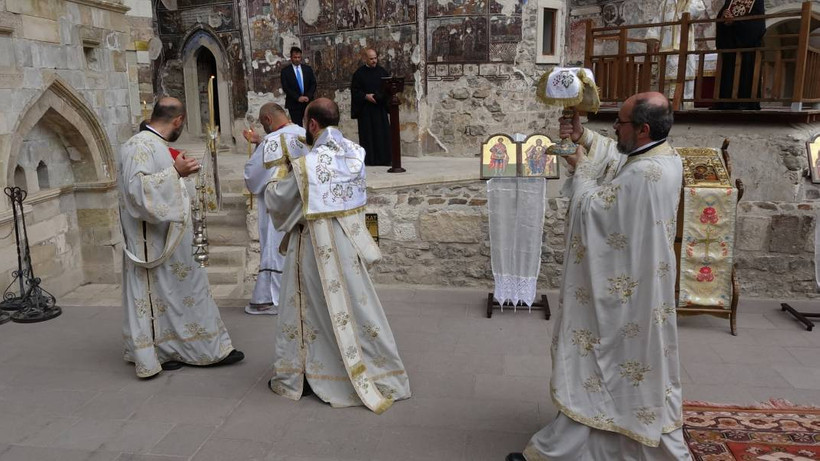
[382, 76, 405, 173]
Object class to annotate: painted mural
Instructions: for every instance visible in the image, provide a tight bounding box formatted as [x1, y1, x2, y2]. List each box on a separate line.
[427, 17, 489, 63]
[376, 0, 416, 24]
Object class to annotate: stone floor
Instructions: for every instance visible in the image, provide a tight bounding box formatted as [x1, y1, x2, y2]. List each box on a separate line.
[1, 285, 819, 461]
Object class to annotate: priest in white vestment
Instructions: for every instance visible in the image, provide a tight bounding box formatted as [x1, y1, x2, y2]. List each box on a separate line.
[117, 97, 243, 378]
[645, 0, 710, 109]
[265, 98, 410, 413]
[242, 103, 306, 315]
[508, 92, 689, 460]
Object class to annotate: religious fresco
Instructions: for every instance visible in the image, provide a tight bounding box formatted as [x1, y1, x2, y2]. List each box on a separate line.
[489, 0, 521, 15]
[337, 0, 376, 30]
[490, 15, 521, 43]
[247, 0, 270, 17]
[180, 5, 236, 32]
[336, 30, 375, 85]
[300, 0, 336, 34]
[249, 16, 277, 52]
[375, 25, 417, 80]
[303, 35, 338, 85]
[157, 10, 183, 35]
[427, 17, 488, 63]
[427, 0, 486, 17]
[376, 0, 416, 25]
[601, 1, 625, 26]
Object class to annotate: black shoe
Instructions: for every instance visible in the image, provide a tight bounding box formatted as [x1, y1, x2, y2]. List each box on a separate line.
[506, 454, 526, 461]
[302, 380, 314, 397]
[161, 361, 184, 371]
[215, 349, 244, 366]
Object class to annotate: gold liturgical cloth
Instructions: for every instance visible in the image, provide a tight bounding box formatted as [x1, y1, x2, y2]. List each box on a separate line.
[677, 148, 737, 309]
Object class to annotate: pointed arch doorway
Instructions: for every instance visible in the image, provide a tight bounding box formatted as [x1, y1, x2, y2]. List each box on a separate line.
[181, 28, 233, 140]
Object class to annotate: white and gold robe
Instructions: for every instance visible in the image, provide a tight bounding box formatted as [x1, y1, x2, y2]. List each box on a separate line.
[645, 0, 710, 105]
[524, 129, 688, 460]
[265, 127, 410, 413]
[244, 124, 306, 307]
[117, 130, 234, 378]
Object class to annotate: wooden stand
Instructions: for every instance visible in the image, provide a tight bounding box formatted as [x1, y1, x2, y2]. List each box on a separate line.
[486, 293, 550, 320]
[382, 76, 405, 173]
[675, 140, 743, 336]
[781, 304, 819, 331]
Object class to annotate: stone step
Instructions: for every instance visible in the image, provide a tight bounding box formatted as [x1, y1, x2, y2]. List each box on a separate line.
[207, 223, 249, 246]
[208, 210, 247, 227]
[208, 245, 246, 266]
[206, 266, 241, 285]
[221, 178, 248, 194]
[211, 284, 243, 300]
[220, 192, 249, 212]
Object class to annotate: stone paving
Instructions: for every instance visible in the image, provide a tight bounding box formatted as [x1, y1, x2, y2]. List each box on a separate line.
[1, 285, 819, 460]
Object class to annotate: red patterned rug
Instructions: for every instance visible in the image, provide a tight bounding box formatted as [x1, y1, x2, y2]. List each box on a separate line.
[684, 399, 820, 460]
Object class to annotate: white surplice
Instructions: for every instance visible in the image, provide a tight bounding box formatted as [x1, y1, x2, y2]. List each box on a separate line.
[244, 124, 306, 307]
[524, 129, 689, 460]
[117, 130, 234, 378]
[265, 127, 410, 413]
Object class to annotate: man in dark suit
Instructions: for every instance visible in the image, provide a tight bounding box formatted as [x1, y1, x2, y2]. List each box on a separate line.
[280, 46, 317, 126]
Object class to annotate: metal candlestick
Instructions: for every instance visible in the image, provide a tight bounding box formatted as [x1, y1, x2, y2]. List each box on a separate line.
[0, 187, 61, 323]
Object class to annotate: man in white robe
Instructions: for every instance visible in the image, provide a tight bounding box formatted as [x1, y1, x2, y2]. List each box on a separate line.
[645, 0, 710, 109]
[117, 97, 244, 378]
[508, 92, 689, 460]
[242, 103, 306, 315]
[265, 98, 410, 413]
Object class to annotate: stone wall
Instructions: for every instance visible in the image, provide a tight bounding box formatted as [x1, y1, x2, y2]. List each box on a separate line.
[0, 0, 137, 296]
[365, 181, 568, 290]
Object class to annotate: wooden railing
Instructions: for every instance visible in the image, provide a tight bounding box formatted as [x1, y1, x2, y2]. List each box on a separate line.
[583, 1, 820, 111]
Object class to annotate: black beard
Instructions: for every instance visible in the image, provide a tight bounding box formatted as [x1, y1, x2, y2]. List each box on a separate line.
[167, 127, 183, 142]
[305, 130, 314, 146]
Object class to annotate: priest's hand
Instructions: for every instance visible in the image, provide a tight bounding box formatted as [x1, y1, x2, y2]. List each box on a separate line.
[366, 94, 377, 104]
[565, 144, 587, 170]
[559, 111, 584, 143]
[243, 129, 262, 145]
[174, 153, 200, 178]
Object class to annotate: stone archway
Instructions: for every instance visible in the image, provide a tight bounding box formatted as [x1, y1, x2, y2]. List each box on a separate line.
[180, 28, 233, 140]
[0, 75, 120, 297]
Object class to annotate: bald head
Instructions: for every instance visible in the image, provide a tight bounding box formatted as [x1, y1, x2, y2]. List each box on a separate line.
[305, 98, 340, 129]
[624, 91, 673, 142]
[151, 97, 185, 124]
[364, 48, 378, 67]
[258, 102, 288, 134]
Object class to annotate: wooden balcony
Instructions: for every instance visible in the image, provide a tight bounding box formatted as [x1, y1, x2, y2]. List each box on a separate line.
[583, 1, 820, 121]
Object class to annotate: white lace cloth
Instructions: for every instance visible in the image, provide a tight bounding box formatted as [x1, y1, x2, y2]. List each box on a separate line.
[487, 178, 547, 308]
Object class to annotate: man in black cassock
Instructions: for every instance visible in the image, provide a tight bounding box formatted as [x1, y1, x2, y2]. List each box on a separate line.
[713, 0, 765, 110]
[351, 48, 391, 166]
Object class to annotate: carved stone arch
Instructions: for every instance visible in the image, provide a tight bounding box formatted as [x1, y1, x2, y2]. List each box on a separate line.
[4, 75, 116, 202]
[179, 26, 233, 139]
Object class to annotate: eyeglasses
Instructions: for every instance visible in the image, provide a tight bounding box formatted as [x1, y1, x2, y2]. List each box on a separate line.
[614, 117, 633, 127]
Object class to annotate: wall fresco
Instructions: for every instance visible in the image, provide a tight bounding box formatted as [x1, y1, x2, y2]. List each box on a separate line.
[374, 25, 417, 79]
[427, 17, 489, 63]
[337, 0, 375, 29]
[300, 0, 336, 34]
[180, 5, 236, 33]
[303, 34, 338, 85]
[427, 0, 487, 17]
[376, 0, 416, 24]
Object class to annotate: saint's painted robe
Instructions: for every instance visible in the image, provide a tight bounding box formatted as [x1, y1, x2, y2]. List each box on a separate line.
[524, 129, 689, 460]
[244, 124, 306, 308]
[265, 127, 410, 413]
[117, 130, 234, 378]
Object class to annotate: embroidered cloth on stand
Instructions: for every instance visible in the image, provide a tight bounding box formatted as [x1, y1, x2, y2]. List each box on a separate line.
[677, 148, 737, 308]
[487, 178, 547, 308]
